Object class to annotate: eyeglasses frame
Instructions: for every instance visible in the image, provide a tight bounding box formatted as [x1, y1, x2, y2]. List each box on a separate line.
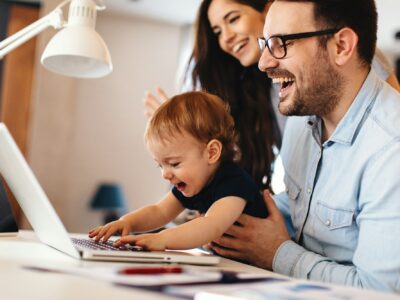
[258, 28, 340, 59]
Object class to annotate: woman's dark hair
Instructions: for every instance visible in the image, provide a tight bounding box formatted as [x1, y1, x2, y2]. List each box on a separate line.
[187, 0, 281, 190]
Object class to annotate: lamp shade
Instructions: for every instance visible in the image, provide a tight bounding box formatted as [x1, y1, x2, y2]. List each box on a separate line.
[90, 184, 126, 210]
[41, 26, 112, 78]
[41, 0, 112, 78]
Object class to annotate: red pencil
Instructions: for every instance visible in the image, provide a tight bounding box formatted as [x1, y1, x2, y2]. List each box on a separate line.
[119, 266, 183, 275]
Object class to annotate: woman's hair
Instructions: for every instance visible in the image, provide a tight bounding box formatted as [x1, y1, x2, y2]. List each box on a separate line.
[188, 0, 281, 190]
[145, 91, 237, 162]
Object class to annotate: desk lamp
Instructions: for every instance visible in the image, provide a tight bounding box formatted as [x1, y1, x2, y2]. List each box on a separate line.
[0, 0, 112, 78]
[90, 183, 126, 223]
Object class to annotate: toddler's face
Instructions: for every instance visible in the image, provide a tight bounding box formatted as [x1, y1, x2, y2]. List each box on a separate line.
[147, 132, 216, 197]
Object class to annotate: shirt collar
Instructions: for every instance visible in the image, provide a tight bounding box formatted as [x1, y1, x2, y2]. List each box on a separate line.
[308, 69, 382, 146]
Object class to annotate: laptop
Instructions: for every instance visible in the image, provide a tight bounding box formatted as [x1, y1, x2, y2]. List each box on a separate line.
[0, 123, 220, 265]
[0, 177, 19, 236]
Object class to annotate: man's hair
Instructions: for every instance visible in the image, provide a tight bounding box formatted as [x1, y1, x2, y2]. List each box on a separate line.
[279, 0, 377, 66]
[145, 91, 237, 162]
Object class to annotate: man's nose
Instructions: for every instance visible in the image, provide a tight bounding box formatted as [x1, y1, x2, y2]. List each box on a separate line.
[258, 47, 278, 72]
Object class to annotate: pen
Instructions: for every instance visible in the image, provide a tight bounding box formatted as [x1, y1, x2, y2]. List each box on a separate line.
[119, 266, 183, 275]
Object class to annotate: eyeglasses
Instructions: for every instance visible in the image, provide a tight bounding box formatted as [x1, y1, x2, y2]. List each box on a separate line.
[257, 28, 340, 59]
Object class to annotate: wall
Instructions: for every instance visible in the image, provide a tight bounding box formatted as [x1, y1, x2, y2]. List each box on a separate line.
[28, 2, 185, 232]
[25, 0, 399, 233]
[376, 0, 400, 65]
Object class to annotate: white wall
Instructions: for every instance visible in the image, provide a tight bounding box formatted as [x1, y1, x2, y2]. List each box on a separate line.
[28, 3, 185, 232]
[376, 0, 400, 61]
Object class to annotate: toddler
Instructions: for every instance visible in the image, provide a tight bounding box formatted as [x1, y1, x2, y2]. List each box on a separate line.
[89, 91, 267, 250]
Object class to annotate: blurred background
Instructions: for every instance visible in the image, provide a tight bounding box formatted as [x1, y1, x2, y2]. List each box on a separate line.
[0, 0, 399, 232]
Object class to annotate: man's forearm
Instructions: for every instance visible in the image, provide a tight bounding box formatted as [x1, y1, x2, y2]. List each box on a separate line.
[273, 240, 395, 291]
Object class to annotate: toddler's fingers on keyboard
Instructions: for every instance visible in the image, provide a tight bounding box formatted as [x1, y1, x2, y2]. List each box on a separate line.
[88, 227, 100, 236]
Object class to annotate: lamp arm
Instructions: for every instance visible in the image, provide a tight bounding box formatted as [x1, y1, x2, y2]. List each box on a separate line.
[0, 7, 66, 60]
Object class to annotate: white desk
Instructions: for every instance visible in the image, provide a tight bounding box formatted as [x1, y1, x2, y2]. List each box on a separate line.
[0, 230, 274, 300]
[1, 231, 398, 300]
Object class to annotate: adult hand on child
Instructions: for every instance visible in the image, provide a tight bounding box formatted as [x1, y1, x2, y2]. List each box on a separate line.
[114, 232, 167, 251]
[143, 86, 169, 118]
[210, 190, 290, 270]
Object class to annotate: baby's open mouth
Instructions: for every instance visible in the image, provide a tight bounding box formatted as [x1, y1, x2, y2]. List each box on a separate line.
[176, 182, 186, 191]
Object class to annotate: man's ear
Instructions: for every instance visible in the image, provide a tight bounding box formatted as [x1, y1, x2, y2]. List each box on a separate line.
[330, 27, 359, 66]
[206, 139, 222, 164]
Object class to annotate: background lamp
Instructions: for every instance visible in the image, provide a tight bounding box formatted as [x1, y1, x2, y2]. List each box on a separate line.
[90, 183, 126, 224]
[0, 0, 112, 78]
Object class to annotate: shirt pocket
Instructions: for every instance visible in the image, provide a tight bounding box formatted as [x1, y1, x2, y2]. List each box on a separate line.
[316, 202, 354, 230]
[314, 202, 358, 257]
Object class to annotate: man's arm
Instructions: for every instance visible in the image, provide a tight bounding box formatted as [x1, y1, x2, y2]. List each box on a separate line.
[212, 144, 400, 292]
[275, 141, 400, 292]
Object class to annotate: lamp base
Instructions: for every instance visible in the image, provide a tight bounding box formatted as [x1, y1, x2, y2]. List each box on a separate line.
[103, 211, 119, 224]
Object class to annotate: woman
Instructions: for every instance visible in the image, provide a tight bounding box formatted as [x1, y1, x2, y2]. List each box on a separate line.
[144, 0, 399, 192]
[146, 0, 281, 191]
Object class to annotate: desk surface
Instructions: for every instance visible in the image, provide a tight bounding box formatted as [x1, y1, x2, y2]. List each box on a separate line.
[1, 231, 398, 300]
[0, 230, 274, 300]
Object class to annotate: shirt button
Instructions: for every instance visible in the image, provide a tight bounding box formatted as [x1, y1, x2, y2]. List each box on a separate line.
[307, 188, 312, 194]
[325, 219, 331, 226]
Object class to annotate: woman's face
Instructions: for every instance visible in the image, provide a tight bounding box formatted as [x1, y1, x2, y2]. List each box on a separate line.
[208, 0, 267, 67]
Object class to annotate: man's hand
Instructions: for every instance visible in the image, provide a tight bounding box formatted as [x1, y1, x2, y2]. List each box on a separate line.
[210, 190, 290, 270]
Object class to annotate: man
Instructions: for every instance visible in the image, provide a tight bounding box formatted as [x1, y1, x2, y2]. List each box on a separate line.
[210, 0, 400, 292]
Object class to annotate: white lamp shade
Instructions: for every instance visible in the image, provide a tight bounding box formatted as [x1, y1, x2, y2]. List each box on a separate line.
[41, 25, 112, 78]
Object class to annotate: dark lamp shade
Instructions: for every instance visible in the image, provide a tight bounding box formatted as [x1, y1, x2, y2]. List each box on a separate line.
[90, 184, 126, 210]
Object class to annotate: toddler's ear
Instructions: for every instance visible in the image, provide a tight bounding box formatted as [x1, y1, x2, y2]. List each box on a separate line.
[207, 139, 222, 164]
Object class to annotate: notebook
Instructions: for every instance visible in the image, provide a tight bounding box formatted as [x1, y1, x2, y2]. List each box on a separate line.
[0, 177, 19, 236]
[0, 123, 220, 265]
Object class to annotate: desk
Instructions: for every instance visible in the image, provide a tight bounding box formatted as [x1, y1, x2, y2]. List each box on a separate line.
[0, 230, 274, 300]
[1, 231, 398, 300]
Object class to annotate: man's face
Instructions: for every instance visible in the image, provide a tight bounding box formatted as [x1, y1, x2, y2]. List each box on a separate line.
[259, 1, 343, 117]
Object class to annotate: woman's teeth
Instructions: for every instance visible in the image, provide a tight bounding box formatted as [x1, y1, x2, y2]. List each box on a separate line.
[233, 41, 247, 53]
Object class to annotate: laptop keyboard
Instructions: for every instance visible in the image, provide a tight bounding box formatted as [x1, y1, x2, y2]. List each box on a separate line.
[71, 237, 145, 251]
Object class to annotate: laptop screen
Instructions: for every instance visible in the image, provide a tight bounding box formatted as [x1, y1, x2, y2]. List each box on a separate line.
[0, 178, 19, 235]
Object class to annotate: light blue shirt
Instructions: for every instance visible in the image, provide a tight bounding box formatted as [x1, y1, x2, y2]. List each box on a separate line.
[272, 70, 400, 292]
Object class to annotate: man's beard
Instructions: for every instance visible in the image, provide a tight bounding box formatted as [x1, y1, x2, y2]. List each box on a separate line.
[279, 49, 344, 117]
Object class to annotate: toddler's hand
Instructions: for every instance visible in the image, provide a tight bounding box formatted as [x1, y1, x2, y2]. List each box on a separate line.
[114, 233, 167, 251]
[88, 219, 131, 242]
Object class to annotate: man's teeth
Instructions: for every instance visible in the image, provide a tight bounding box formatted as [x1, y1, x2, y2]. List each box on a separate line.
[233, 41, 246, 53]
[272, 77, 295, 84]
